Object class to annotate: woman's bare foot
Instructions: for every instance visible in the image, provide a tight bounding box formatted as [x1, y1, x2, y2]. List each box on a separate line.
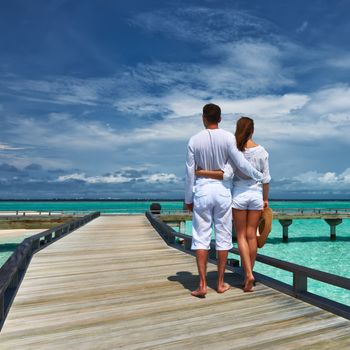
[191, 287, 207, 298]
[243, 276, 255, 292]
[217, 283, 230, 294]
[242, 279, 256, 288]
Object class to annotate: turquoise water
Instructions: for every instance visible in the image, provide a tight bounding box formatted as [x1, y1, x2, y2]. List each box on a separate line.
[0, 200, 183, 214]
[0, 200, 349, 306]
[0, 235, 32, 266]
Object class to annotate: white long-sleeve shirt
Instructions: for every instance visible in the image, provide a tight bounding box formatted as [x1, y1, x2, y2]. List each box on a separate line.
[223, 145, 271, 191]
[185, 128, 264, 204]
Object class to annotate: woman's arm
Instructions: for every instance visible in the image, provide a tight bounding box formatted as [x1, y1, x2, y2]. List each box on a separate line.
[195, 169, 224, 180]
[262, 151, 271, 208]
[263, 183, 269, 208]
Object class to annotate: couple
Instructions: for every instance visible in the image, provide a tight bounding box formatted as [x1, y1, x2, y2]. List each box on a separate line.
[185, 103, 271, 297]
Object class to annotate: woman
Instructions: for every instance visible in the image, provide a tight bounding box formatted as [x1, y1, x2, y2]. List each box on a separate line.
[195, 117, 271, 292]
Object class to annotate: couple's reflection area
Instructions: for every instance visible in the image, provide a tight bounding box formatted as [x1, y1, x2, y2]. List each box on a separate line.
[167, 271, 243, 293]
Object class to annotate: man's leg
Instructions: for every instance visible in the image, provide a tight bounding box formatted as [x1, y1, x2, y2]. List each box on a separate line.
[191, 189, 212, 297]
[213, 190, 233, 293]
[191, 249, 208, 297]
[217, 250, 230, 293]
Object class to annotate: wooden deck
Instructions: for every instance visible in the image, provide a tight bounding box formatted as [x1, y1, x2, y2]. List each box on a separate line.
[1, 215, 350, 349]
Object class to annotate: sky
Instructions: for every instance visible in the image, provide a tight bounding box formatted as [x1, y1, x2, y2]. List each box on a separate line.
[0, 0, 350, 199]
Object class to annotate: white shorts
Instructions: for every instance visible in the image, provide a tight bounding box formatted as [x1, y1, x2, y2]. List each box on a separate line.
[191, 180, 233, 251]
[232, 188, 263, 211]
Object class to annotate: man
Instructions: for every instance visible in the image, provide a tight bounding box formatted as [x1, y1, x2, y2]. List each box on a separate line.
[185, 103, 264, 297]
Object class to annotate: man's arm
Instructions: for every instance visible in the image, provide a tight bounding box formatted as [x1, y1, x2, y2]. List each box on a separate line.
[195, 169, 224, 180]
[227, 137, 264, 182]
[185, 140, 195, 210]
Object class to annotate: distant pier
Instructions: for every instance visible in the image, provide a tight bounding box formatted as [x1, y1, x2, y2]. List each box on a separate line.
[158, 208, 350, 242]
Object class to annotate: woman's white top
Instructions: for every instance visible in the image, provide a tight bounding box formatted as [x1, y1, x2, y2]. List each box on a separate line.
[223, 145, 271, 192]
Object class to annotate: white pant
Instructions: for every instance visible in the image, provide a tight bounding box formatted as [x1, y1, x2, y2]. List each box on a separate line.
[191, 179, 233, 251]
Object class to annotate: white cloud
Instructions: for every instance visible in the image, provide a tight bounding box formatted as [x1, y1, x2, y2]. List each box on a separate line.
[3, 76, 118, 106]
[296, 21, 308, 33]
[57, 172, 180, 184]
[293, 168, 350, 185]
[306, 85, 350, 116]
[218, 94, 309, 118]
[327, 55, 350, 69]
[0, 143, 26, 151]
[131, 7, 272, 44]
[5, 82, 350, 158]
[146, 173, 179, 183]
[57, 173, 129, 184]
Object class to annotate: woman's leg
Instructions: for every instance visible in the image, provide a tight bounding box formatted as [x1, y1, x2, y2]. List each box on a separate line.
[246, 210, 262, 270]
[233, 209, 254, 292]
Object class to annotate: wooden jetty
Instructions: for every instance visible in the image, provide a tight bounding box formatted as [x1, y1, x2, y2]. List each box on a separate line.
[1, 215, 350, 349]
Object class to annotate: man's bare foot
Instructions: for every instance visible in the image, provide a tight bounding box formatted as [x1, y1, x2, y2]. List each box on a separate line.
[243, 276, 255, 292]
[217, 283, 230, 294]
[191, 288, 207, 298]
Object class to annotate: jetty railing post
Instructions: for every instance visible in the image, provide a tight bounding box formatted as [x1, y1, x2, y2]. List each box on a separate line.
[324, 219, 342, 240]
[232, 223, 237, 241]
[279, 219, 293, 242]
[167, 232, 175, 245]
[184, 238, 192, 251]
[9, 272, 18, 289]
[209, 247, 216, 260]
[293, 272, 307, 295]
[0, 295, 3, 326]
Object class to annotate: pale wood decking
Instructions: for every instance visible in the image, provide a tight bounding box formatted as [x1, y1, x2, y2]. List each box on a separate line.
[1, 215, 349, 349]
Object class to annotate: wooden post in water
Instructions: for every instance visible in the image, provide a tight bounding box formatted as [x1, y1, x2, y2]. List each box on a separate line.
[324, 219, 342, 240]
[279, 219, 293, 242]
[179, 221, 185, 233]
[232, 221, 237, 242]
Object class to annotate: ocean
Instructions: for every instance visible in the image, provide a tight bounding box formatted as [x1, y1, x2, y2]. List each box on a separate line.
[0, 200, 349, 306]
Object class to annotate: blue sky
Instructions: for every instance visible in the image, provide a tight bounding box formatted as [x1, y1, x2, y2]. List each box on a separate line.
[1, 0, 350, 199]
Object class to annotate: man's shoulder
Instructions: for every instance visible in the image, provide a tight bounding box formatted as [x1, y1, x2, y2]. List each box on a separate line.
[191, 129, 207, 137]
[188, 129, 207, 143]
[217, 128, 234, 138]
[190, 128, 233, 138]
[188, 128, 234, 146]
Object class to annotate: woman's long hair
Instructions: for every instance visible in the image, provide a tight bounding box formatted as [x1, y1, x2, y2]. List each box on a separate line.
[235, 117, 254, 151]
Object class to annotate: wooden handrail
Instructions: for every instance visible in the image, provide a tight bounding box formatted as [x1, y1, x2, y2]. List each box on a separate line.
[146, 211, 350, 320]
[0, 211, 100, 331]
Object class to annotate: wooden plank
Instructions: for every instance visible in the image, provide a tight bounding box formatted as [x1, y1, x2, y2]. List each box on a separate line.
[0, 215, 349, 349]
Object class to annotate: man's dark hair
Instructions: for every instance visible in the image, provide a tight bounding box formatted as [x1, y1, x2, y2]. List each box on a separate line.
[203, 103, 221, 124]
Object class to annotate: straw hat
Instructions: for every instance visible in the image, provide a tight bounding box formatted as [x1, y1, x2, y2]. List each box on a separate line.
[256, 207, 273, 248]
